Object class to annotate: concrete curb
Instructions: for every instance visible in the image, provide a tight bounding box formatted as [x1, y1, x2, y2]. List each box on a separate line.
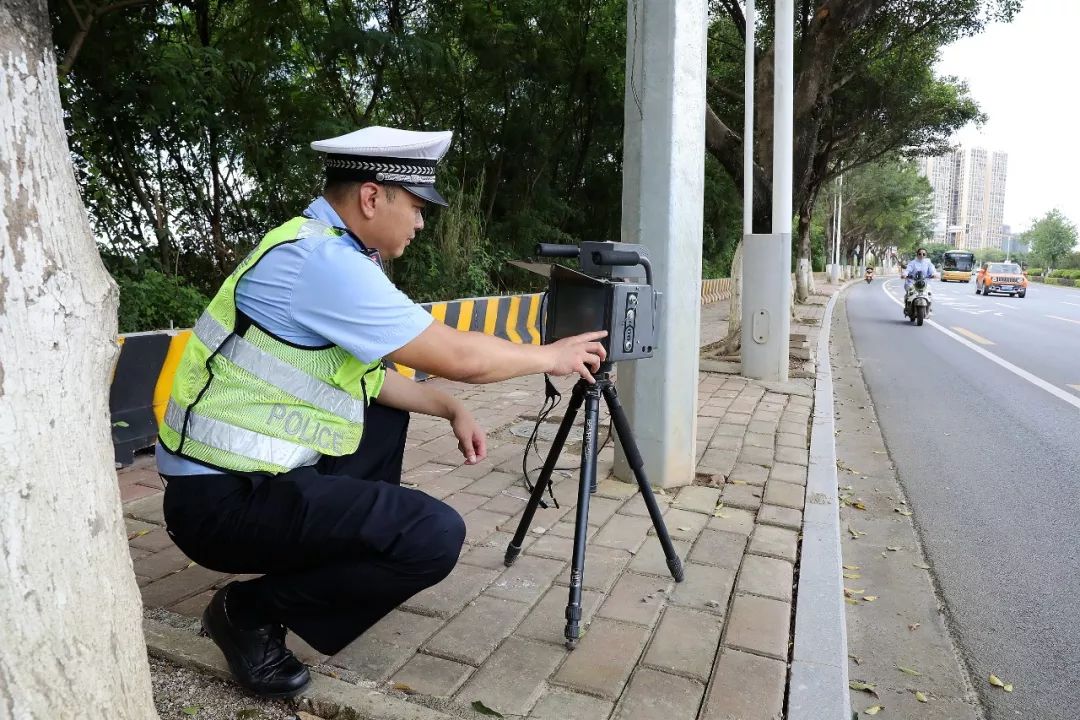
[144, 618, 455, 720]
[788, 281, 856, 720]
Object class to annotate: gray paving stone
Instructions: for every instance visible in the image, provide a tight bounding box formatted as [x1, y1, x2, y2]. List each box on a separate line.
[706, 506, 756, 536]
[762, 480, 805, 510]
[746, 420, 777, 436]
[776, 431, 808, 449]
[132, 545, 191, 583]
[723, 412, 753, 425]
[720, 482, 763, 511]
[406, 463, 471, 499]
[486, 554, 565, 604]
[578, 545, 633, 592]
[777, 421, 809, 443]
[390, 653, 473, 698]
[743, 432, 775, 449]
[423, 595, 530, 665]
[529, 688, 615, 720]
[329, 610, 443, 681]
[123, 492, 165, 525]
[585, 496, 626, 526]
[727, 463, 769, 486]
[443, 492, 488, 516]
[616, 489, 672, 517]
[713, 423, 748, 438]
[481, 491, 529, 515]
[458, 531, 531, 570]
[652, 508, 709, 544]
[596, 571, 672, 627]
[643, 607, 723, 682]
[515, 585, 604, 644]
[774, 445, 809, 467]
[140, 565, 226, 608]
[613, 668, 705, 720]
[707, 433, 743, 451]
[688, 529, 745, 570]
[698, 449, 738, 476]
[749, 524, 799, 563]
[402, 564, 501, 617]
[724, 594, 791, 660]
[463, 470, 519, 497]
[770, 461, 807, 486]
[454, 637, 566, 716]
[129, 527, 176, 552]
[673, 486, 722, 515]
[595, 478, 639, 500]
[700, 648, 786, 720]
[670, 562, 735, 616]
[737, 445, 774, 468]
[461, 509, 510, 544]
[757, 504, 802, 531]
[629, 538, 690, 577]
[736, 554, 794, 601]
[552, 619, 651, 700]
[592, 513, 653, 552]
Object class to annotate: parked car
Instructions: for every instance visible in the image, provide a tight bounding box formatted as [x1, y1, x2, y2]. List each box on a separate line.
[975, 262, 1028, 297]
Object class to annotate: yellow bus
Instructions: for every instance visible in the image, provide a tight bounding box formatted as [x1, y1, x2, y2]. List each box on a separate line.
[941, 250, 976, 282]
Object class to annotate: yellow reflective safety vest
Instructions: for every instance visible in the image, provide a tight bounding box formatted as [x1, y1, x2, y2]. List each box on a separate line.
[158, 217, 386, 474]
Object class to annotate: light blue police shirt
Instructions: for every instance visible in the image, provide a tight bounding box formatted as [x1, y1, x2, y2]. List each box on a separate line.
[156, 197, 433, 476]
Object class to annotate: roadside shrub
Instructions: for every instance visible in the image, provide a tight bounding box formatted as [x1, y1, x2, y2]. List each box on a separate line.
[1049, 269, 1080, 280]
[1026, 267, 1043, 276]
[116, 270, 210, 333]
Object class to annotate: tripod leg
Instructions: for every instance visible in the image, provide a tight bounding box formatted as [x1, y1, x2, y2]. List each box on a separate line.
[601, 383, 685, 582]
[564, 383, 601, 649]
[504, 379, 588, 567]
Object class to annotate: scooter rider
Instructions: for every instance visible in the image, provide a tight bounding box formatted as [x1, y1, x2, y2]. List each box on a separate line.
[902, 247, 936, 314]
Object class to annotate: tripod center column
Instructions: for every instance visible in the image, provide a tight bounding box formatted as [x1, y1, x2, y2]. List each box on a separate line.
[614, 0, 708, 489]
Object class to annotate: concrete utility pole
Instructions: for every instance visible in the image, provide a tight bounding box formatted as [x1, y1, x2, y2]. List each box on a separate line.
[830, 174, 843, 282]
[616, 0, 708, 487]
[741, 0, 794, 382]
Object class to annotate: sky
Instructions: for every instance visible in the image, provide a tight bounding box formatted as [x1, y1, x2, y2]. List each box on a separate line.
[936, 0, 1080, 233]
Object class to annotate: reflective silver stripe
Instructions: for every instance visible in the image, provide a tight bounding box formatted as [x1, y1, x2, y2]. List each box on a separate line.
[193, 312, 231, 351]
[194, 313, 366, 424]
[164, 400, 319, 469]
[296, 218, 333, 239]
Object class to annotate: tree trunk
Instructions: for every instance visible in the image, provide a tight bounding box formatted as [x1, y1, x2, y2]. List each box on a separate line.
[795, 205, 813, 301]
[0, 1, 159, 717]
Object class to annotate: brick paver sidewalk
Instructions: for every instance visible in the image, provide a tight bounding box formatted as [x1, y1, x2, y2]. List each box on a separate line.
[123, 291, 839, 719]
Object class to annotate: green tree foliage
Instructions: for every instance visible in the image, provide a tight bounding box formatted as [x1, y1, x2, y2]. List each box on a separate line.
[109, 268, 210, 333]
[1026, 209, 1078, 270]
[51, 0, 1018, 325]
[704, 0, 1018, 296]
[817, 159, 933, 264]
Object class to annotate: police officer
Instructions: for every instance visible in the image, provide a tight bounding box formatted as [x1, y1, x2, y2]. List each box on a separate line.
[156, 126, 607, 698]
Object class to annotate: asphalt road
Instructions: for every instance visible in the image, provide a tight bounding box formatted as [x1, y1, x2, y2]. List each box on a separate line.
[845, 276, 1080, 720]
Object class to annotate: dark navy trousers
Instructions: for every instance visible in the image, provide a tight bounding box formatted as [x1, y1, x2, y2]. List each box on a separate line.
[162, 403, 466, 655]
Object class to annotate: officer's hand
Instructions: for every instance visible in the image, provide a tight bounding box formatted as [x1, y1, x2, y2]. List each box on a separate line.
[546, 331, 608, 383]
[451, 408, 487, 465]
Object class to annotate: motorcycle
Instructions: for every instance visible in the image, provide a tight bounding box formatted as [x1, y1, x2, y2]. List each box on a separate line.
[864, 267, 874, 284]
[903, 270, 932, 326]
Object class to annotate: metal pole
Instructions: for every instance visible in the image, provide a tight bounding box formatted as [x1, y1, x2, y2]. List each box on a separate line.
[772, 0, 793, 237]
[743, 0, 755, 236]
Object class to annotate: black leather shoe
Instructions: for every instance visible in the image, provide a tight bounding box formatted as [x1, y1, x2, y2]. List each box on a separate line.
[201, 582, 310, 698]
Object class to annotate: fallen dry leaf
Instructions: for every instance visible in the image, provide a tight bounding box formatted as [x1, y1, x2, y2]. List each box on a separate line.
[863, 595, 878, 602]
[843, 564, 860, 570]
[915, 691, 929, 703]
[897, 666, 922, 676]
[913, 563, 931, 570]
[988, 674, 1013, 691]
[843, 573, 862, 579]
[908, 623, 921, 631]
[894, 508, 913, 516]
[849, 681, 877, 696]
[886, 546, 902, 552]
[864, 705, 883, 715]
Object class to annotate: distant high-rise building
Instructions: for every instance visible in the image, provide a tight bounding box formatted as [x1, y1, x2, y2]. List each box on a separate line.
[917, 146, 1008, 250]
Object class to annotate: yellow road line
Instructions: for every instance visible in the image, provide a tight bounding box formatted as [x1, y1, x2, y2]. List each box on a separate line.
[1048, 315, 1080, 326]
[951, 327, 994, 345]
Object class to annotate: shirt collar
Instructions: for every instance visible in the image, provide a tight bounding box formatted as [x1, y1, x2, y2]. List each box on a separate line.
[302, 196, 384, 269]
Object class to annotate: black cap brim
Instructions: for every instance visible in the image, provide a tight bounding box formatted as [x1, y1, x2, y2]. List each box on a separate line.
[402, 184, 448, 207]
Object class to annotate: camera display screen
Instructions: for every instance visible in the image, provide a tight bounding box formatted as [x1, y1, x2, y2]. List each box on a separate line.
[552, 282, 608, 338]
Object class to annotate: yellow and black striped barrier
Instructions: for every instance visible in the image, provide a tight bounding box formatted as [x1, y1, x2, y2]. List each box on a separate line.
[110, 284, 728, 464]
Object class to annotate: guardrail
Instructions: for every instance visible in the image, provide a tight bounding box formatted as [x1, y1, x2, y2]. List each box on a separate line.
[110, 282, 732, 465]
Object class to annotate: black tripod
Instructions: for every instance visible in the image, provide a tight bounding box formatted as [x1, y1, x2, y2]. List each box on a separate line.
[504, 362, 684, 649]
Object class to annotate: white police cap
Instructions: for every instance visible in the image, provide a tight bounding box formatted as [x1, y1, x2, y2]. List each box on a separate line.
[311, 126, 453, 206]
